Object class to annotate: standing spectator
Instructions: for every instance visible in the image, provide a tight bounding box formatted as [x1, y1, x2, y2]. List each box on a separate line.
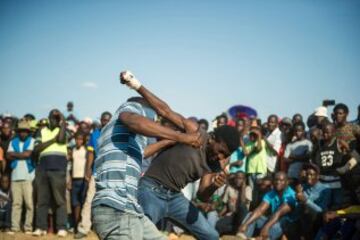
[351, 104, 360, 125]
[74, 111, 112, 239]
[265, 115, 282, 173]
[278, 117, 293, 172]
[0, 174, 11, 232]
[65, 101, 78, 126]
[70, 132, 87, 231]
[333, 103, 360, 145]
[313, 123, 348, 209]
[1, 122, 13, 155]
[6, 120, 35, 234]
[33, 109, 68, 237]
[197, 119, 209, 132]
[0, 146, 5, 174]
[292, 113, 303, 125]
[216, 114, 228, 128]
[284, 122, 312, 184]
[314, 106, 330, 129]
[244, 127, 268, 207]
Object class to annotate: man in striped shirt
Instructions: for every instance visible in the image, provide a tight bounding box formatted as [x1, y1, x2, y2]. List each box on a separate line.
[92, 71, 203, 240]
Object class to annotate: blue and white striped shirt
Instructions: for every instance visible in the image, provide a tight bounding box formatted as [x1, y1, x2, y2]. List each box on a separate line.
[92, 101, 151, 216]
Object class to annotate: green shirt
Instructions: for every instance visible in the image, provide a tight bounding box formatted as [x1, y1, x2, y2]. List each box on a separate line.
[245, 140, 267, 174]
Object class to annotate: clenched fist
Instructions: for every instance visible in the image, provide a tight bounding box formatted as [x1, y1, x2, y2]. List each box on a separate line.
[120, 71, 142, 90]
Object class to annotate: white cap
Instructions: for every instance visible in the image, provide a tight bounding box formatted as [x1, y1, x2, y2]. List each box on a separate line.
[314, 106, 328, 117]
[83, 117, 93, 125]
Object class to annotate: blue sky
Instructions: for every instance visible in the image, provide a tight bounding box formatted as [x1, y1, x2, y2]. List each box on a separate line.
[1, 0, 359, 123]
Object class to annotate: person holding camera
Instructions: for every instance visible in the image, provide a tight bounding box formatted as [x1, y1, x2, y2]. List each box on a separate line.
[32, 109, 68, 237]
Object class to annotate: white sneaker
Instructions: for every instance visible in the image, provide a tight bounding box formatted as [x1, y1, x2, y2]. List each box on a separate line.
[57, 229, 68, 237]
[33, 229, 47, 236]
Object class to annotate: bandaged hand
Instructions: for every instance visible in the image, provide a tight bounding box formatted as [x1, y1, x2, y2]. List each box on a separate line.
[120, 71, 142, 90]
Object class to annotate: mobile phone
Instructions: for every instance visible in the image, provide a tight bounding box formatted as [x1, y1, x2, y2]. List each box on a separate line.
[322, 99, 336, 107]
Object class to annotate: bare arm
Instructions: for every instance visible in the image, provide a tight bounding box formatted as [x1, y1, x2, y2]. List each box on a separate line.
[259, 203, 292, 238]
[84, 150, 94, 182]
[143, 139, 176, 159]
[197, 172, 227, 202]
[237, 201, 270, 234]
[120, 71, 198, 133]
[6, 151, 32, 160]
[119, 112, 202, 147]
[56, 115, 67, 144]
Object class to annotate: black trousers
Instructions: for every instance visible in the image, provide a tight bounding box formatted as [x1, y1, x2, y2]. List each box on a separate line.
[35, 170, 67, 231]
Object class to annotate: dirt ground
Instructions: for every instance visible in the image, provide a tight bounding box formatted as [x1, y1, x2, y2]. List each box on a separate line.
[0, 232, 239, 240]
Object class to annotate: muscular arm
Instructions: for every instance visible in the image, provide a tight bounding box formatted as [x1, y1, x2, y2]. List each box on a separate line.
[119, 112, 200, 147]
[143, 139, 176, 159]
[238, 201, 270, 233]
[197, 172, 227, 202]
[135, 85, 198, 133]
[260, 203, 292, 235]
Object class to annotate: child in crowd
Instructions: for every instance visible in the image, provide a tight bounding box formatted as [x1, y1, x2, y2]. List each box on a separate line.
[70, 132, 88, 230]
[0, 174, 11, 231]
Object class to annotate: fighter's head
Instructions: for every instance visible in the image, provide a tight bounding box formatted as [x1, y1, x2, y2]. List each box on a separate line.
[206, 125, 240, 164]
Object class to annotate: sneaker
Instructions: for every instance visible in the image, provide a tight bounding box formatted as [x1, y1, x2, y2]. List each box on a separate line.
[6, 230, 15, 235]
[57, 229, 68, 238]
[25, 230, 33, 235]
[33, 229, 47, 236]
[74, 231, 87, 239]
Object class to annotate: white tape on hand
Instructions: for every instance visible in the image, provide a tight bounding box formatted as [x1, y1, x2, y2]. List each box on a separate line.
[122, 71, 142, 90]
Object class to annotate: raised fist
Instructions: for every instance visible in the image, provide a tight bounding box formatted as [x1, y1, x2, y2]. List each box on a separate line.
[120, 71, 142, 90]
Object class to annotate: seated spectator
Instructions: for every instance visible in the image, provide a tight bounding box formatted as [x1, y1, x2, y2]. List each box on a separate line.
[0, 174, 11, 232]
[296, 163, 331, 239]
[284, 122, 312, 185]
[6, 120, 35, 234]
[237, 172, 298, 240]
[216, 170, 252, 235]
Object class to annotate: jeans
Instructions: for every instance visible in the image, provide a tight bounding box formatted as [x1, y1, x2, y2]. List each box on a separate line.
[243, 213, 285, 240]
[138, 177, 219, 240]
[0, 201, 11, 229]
[92, 205, 166, 240]
[35, 170, 67, 231]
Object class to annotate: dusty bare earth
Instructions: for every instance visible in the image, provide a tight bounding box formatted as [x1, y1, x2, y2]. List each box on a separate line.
[0, 232, 238, 240]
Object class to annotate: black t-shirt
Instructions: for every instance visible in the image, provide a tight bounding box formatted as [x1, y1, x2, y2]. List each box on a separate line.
[144, 132, 221, 192]
[315, 138, 344, 176]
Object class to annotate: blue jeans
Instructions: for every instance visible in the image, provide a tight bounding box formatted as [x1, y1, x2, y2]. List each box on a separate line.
[92, 205, 166, 240]
[243, 213, 285, 240]
[138, 177, 219, 240]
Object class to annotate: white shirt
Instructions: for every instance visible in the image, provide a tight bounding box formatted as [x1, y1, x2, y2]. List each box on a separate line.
[72, 146, 87, 178]
[266, 127, 282, 172]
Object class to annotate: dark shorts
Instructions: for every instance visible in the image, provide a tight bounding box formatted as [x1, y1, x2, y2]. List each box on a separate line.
[71, 178, 88, 207]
